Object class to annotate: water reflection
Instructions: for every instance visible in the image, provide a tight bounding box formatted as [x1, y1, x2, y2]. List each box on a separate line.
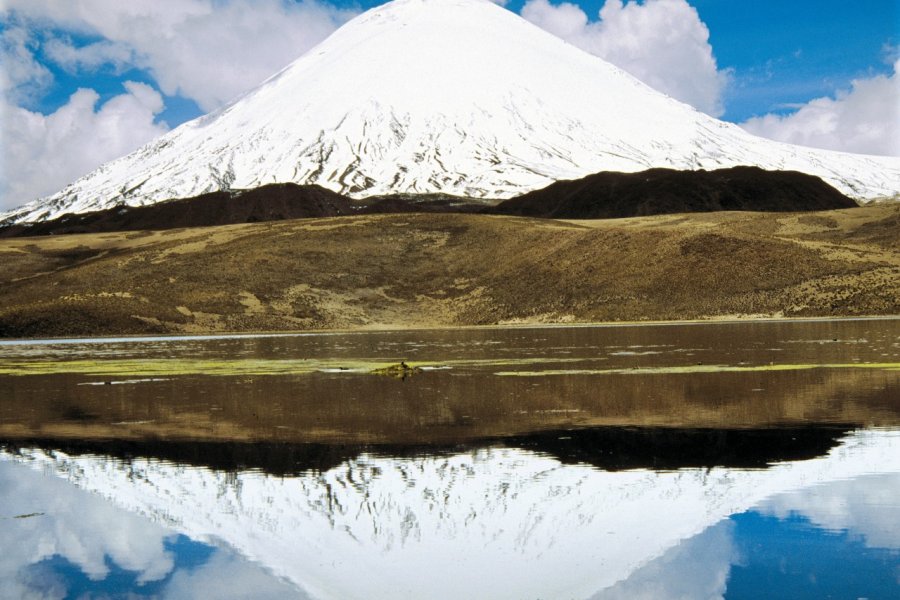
[2, 321, 899, 446]
[1, 320, 898, 598]
[0, 425, 860, 477]
[0, 460, 305, 599]
[2, 428, 897, 599]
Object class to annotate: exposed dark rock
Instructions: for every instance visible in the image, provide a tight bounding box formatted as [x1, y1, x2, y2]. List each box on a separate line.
[490, 166, 858, 219]
[0, 167, 860, 238]
[0, 183, 353, 237]
[357, 193, 490, 214]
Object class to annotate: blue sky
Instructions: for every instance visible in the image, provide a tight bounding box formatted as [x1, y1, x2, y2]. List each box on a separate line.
[1, 0, 898, 208]
[692, 0, 898, 120]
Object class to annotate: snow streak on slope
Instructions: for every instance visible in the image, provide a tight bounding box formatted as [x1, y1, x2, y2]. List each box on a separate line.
[3, 0, 899, 224]
[3, 429, 898, 600]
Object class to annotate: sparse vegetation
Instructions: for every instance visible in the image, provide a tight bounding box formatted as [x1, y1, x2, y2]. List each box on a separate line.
[0, 205, 897, 338]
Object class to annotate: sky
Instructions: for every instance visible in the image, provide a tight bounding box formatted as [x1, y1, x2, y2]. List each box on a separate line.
[1, 0, 898, 210]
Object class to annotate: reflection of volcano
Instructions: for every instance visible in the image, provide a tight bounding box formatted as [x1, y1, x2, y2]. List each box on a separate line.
[2, 429, 898, 600]
[0, 425, 855, 477]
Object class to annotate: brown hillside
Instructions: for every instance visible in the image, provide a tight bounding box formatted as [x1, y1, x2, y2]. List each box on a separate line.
[0, 205, 897, 338]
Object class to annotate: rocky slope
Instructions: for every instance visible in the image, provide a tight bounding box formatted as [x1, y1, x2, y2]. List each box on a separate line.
[492, 166, 859, 219]
[0, 167, 859, 237]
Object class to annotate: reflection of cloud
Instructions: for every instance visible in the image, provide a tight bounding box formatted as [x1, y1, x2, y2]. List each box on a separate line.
[757, 473, 900, 550]
[11, 561, 67, 600]
[165, 549, 308, 600]
[0, 460, 306, 599]
[0, 459, 175, 595]
[593, 520, 736, 600]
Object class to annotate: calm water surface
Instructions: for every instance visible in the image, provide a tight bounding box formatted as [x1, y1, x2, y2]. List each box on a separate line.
[1, 319, 898, 599]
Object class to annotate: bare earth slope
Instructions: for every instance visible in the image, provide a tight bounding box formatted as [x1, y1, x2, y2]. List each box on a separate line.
[0, 206, 897, 337]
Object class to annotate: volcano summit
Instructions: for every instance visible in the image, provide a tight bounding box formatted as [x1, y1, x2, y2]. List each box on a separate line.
[3, 0, 898, 224]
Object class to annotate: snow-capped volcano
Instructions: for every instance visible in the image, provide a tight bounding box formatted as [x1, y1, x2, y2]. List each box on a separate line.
[4, 0, 899, 224]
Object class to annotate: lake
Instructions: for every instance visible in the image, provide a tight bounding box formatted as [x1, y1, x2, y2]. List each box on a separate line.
[1, 318, 898, 599]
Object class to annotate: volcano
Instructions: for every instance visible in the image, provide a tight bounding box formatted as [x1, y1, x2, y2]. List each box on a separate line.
[3, 0, 898, 224]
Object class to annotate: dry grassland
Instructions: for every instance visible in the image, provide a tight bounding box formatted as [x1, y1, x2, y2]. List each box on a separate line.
[1, 205, 897, 337]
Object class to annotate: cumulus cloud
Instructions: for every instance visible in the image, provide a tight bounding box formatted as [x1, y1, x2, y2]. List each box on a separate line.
[521, 0, 730, 116]
[42, 37, 136, 74]
[1, 82, 169, 208]
[0, 26, 53, 103]
[2, 0, 357, 111]
[740, 60, 900, 157]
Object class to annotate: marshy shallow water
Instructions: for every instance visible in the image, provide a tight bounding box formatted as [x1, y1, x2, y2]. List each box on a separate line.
[1, 318, 898, 599]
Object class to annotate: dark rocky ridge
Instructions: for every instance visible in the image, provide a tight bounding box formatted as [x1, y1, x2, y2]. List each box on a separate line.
[0, 166, 859, 238]
[490, 166, 859, 219]
[0, 183, 353, 238]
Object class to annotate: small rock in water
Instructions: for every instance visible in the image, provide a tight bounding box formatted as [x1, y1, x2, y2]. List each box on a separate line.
[371, 361, 423, 380]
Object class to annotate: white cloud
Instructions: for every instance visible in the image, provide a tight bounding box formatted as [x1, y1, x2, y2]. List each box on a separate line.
[521, 0, 730, 116]
[0, 0, 357, 208]
[740, 60, 900, 157]
[1, 81, 169, 208]
[43, 37, 136, 74]
[0, 26, 53, 103]
[2, 0, 358, 111]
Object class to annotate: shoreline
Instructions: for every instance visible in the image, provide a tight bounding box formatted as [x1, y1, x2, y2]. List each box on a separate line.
[1, 313, 898, 344]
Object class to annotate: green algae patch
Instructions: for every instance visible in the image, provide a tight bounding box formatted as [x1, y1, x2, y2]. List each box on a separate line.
[0, 356, 594, 377]
[0, 358, 406, 377]
[5, 356, 893, 378]
[493, 363, 900, 377]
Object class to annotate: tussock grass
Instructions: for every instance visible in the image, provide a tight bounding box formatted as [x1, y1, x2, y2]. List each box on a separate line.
[1, 205, 897, 338]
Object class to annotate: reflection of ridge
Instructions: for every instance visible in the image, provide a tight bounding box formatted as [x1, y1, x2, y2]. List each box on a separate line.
[0, 439, 359, 476]
[506, 425, 856, 471]
[0, 425, 854, 476]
